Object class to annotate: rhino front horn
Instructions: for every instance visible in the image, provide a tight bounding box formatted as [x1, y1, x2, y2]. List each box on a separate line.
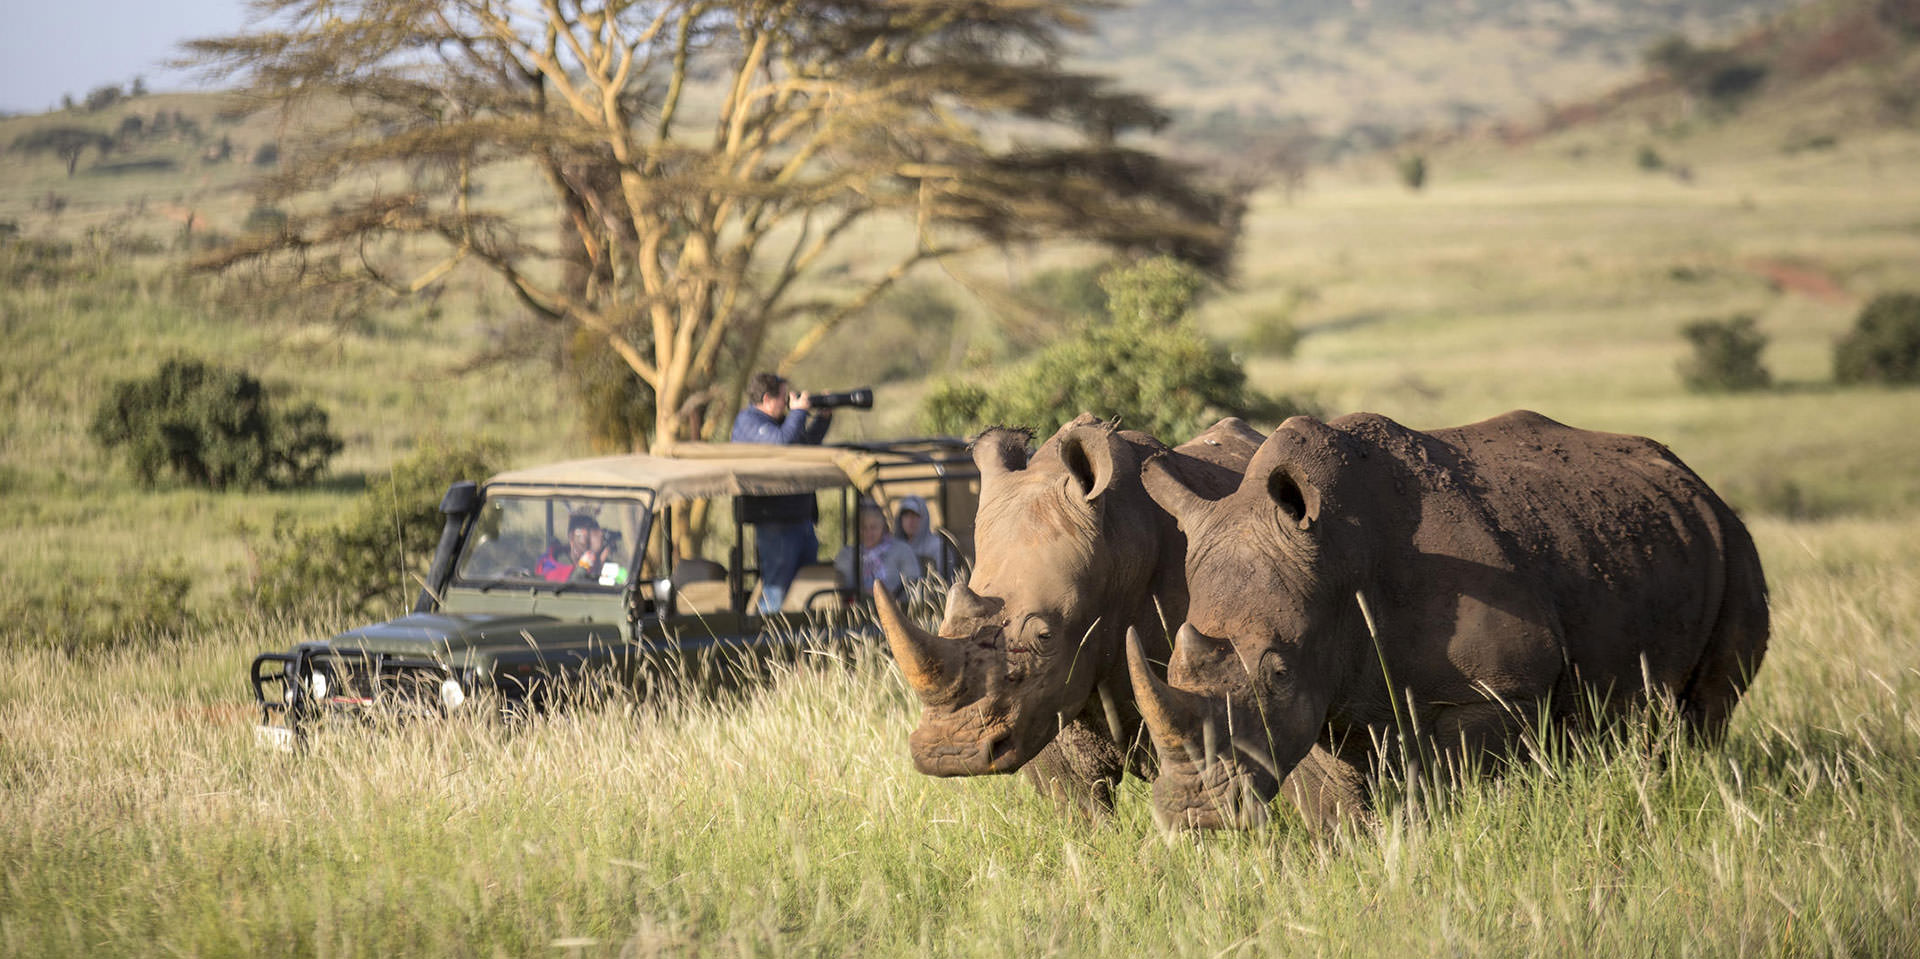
[1125, 626, 1210, 755]
[876, 590, 961, 702]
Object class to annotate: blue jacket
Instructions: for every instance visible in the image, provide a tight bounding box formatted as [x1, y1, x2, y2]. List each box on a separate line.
[731, 406, 830, 446]
[731, 405, 831, 524]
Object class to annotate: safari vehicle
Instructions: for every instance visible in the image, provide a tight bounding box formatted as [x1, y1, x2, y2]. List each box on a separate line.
[250, 439, 978, 747]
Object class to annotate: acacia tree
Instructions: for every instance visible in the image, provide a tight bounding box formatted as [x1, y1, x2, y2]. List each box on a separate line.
[187, 0, 1239, 449]
[11, 127, 114, 176]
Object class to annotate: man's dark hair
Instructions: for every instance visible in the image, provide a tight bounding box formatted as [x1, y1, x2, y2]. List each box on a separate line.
[568, 513, 600, 532]
[747, 372, 787, 403]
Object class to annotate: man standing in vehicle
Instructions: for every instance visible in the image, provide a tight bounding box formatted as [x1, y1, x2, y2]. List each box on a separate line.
[731, 372, 833, 611]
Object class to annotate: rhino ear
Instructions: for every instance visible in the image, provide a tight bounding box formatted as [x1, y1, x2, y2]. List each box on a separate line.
[1143, 453, 1212, 526]
[1244, 417, 1334, 532]
[971, 427, 1032, 479]
[1057, 424, 1135, 502]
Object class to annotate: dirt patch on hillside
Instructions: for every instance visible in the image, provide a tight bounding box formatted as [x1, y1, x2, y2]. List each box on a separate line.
[1745, 257, 1854, 304]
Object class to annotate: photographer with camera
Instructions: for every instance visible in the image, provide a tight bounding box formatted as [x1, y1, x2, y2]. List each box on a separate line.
[731, 372, 835, 447]
[732, 372, 858, 611]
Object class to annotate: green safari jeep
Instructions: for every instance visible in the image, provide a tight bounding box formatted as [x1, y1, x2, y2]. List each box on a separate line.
[250, 439, 977, 747]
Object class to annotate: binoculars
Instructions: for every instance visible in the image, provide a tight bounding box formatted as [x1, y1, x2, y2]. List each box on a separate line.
[809, 387, 874, 410]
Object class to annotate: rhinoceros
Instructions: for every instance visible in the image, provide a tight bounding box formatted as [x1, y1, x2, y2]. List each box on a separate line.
[877, 414, 1289, 813]
[1125, 410, 1770, 830]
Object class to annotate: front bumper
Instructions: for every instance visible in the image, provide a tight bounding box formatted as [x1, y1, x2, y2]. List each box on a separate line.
[251, 648, 473, 745]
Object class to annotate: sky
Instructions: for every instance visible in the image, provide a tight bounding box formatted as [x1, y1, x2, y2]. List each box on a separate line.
[1, 1, 250, 114]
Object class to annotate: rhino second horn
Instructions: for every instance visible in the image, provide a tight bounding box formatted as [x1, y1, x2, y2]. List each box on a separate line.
[876, 590, 960, 701]
[1125, 626, 1211, 755]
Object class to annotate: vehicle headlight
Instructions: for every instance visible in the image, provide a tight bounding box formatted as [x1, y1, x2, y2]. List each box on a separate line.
[308, 671, 329, 701]
[440, 677, 467, 711]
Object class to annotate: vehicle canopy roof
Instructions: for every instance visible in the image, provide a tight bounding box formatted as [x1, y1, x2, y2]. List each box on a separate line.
[481, 440, 965, 508]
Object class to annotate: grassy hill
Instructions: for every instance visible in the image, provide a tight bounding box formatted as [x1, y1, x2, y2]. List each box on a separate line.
[1083, 0, 1807, 152]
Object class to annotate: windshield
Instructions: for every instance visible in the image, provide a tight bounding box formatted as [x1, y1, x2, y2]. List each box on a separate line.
[451, 492, 652, 591]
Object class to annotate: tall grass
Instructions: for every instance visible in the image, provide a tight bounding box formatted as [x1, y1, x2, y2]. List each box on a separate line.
[2, 516, 1917, 956]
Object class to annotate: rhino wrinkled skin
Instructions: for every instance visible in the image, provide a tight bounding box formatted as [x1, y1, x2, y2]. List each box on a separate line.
[878, 413, 1269, 813]
[1128, 410, 1770, 831]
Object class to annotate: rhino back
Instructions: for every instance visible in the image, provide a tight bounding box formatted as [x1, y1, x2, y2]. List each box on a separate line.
[1418, 410, 1756, 695]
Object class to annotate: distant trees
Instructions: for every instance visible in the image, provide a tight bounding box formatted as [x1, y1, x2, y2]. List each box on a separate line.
[10, 127, 113, 176]
[82, 84, 126, 112]
[187, 0, 1241, 451]
[1645, 35, 1769, 110]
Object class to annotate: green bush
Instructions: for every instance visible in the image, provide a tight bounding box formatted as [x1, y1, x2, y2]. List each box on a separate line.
[6, 562, 197, 655]
[1022, 264, 1111, 320]
[1397, 153, 1428, 192]
[89, 357, 344, 490]
[245, 437, 502, 617]
[1678, 314, 1772, 393]
[1242, 311, 1302, 358]
[918, 258, 1312, 439]
[919, 379, 994, 436]
[1835, 292, 1920, 385]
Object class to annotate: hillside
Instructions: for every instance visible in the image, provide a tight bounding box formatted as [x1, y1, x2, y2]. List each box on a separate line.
[1082, 0, 1805, 152]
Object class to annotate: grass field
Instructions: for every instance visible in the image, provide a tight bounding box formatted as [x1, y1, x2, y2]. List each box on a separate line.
[6, 45, 1920, 955]
[2, 513, 1917, 956]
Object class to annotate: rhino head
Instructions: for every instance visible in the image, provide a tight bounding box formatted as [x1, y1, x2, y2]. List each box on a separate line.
[1127, 416, 1370, 830]
[878, 417, 1163, 776]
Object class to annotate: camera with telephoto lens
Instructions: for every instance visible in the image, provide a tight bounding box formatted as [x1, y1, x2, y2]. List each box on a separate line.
[808, 387, 874, 410]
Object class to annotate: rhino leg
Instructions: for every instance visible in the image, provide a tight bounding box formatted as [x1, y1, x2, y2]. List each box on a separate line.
[1425, 699, 1545, 786]
[1280, 743, 1373, 835]
[1020, 715, 1127, 817]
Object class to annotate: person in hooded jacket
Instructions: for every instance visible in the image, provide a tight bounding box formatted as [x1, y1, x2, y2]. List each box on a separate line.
[894, 494, 950, 579]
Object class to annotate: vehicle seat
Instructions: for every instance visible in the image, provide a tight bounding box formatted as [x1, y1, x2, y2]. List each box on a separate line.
[787, 562, 843, 612]
[669, 558, 732, 615]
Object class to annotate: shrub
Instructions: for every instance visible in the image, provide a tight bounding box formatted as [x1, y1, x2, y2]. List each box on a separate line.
[919, 379, 993, 436]
[89, 357, 344, 490]
[1835, 292, 1920, 385]
[1242, 310, 1302, 358]
[245, 437, 503, 617]
[7, 562, 197, 655]
[1678, 314, 1772, 393]
[1397, 153, 1428, 192]
[1022, 263, 1112, 319]
[917, 257, 1313, 439]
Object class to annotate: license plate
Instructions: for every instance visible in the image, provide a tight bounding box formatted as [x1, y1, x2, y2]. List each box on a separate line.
[253, 724, 297, 752]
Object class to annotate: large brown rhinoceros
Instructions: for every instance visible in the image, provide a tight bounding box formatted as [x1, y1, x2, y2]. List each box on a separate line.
[877, 414, 1273, 813]
[1125, 410, 1770, 831]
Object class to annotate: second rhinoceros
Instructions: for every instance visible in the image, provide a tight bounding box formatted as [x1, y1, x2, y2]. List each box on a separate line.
[1127, 410, 1770, 831]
